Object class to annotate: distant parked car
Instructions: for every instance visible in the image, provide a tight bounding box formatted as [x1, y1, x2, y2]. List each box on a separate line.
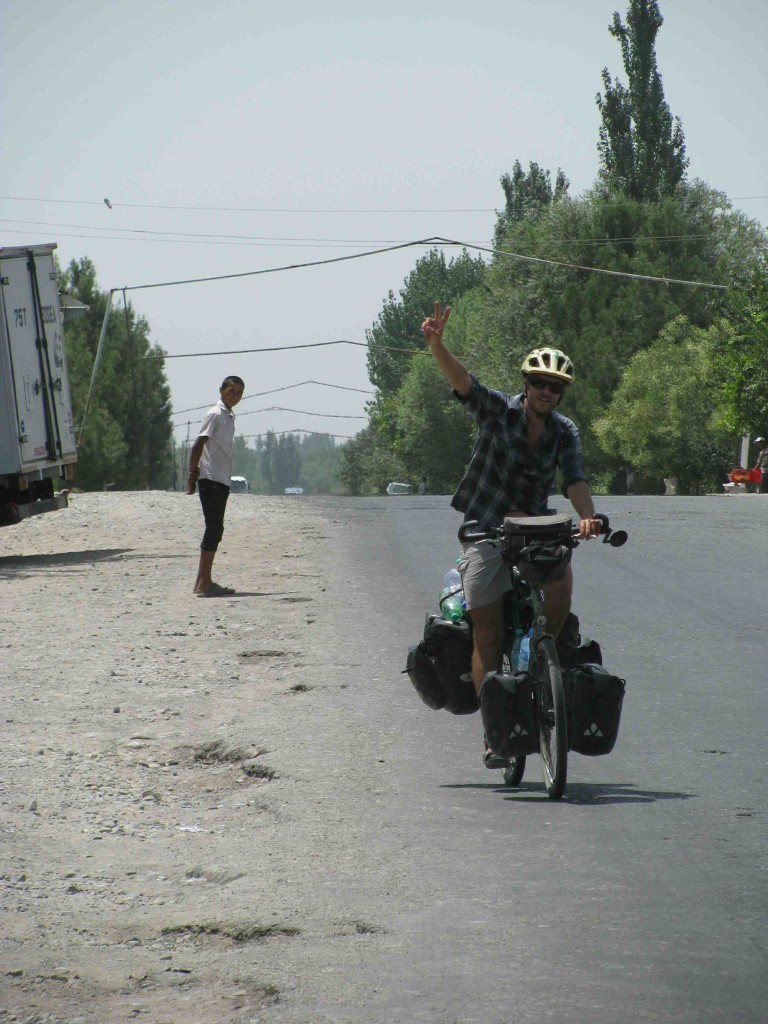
[386, 481, 413, 495]
[230, 476, 249, 493]
[284, 487, 304, 495]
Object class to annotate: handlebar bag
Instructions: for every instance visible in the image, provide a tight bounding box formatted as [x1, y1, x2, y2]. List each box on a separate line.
[502, 514, 573, 584]
[565, 664, 625, 756]
[479, 671, 539, 758]
[421, 613, 478, 714]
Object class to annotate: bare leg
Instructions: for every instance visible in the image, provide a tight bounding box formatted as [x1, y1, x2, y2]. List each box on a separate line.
[542, 563, 573, 637]
[194, 549, 216, 593]
[468, 598, 505, 696]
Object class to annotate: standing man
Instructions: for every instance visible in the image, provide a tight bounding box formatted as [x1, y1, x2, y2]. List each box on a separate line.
[187, 375, 245, 597]
[421, 302, 601, 765]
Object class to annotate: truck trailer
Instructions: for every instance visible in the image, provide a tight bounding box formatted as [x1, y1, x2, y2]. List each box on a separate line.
[0, 243, 78, 525]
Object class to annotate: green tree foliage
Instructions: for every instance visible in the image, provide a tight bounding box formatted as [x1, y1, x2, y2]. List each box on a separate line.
[339, 249, 486, 495]
[336, 400, 410, 496]
[494, 160, 569, 247]
[297, 432, 345, 494]
[594, 316, 735, 493]
[230, 432, 345, 494]
[712, 261, 768, 436]
[261, 431, 301, 494]
[596, 0, 688, 201]
[61, 258, 174, 490]
[393, 354, 476, 494]
[366, 249, 485, 395]
[467, 180, 766, 479]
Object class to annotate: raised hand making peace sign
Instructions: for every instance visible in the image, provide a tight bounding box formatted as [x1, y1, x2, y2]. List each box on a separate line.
[420, 301, 451, 342]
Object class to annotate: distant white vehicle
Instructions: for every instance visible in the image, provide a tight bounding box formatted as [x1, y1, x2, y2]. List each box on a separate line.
[386, 481, 413, 495]
[284, 487, 304, 495]
[230, 475, 249, 493]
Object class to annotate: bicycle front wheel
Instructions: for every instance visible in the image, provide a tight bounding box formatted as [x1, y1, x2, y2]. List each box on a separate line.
[533, 636, 568, 800]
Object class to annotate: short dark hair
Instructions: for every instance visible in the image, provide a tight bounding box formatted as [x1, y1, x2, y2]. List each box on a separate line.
[221, 375, 245, 389]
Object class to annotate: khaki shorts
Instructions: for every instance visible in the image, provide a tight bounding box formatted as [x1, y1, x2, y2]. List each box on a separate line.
[458, 541, 512, 611]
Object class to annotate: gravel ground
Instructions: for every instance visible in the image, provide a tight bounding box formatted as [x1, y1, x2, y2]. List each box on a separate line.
[0, 491, 412, 1024]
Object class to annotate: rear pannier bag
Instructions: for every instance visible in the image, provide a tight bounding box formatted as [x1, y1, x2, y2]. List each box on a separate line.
[555, 612, 603, 671]
[566, 664, 625, 756]
[405, 613, 478, 715]
[479, 671, 539, 759]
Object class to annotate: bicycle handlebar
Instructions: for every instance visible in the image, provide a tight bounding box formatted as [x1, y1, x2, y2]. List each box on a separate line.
[458, 513, 628, 548]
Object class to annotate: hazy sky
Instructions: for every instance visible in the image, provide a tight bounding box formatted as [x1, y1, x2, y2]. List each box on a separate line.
[2, 0, 766, 445]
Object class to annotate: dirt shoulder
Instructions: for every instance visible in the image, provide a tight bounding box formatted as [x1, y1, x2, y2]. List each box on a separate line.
[0, 491, 405, 1024]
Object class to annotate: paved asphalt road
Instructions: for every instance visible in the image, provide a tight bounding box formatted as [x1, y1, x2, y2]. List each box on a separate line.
[302, 494, 766, 1024]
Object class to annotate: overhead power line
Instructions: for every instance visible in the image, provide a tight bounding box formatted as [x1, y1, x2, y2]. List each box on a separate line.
[1, 193, 766, 212]
[82, 232, 729, 439]
[171, 379, 374, 418]
[0, 216, 720, 250]
[237, 405, 366, 419]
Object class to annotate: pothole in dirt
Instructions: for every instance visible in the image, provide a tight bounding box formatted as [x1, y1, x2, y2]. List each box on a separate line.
[238, 649, 290, 660]
[161, 921, 301, 943]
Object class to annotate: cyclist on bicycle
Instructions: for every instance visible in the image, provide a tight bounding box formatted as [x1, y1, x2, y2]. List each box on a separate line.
[420, 301, 602, 765]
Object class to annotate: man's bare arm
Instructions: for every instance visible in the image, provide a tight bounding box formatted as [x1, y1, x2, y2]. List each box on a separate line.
[566, 480, 601, 538]
[420, 301, 471, 397]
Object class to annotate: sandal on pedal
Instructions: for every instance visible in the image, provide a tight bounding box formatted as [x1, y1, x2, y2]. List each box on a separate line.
[483, 746, 509, 770]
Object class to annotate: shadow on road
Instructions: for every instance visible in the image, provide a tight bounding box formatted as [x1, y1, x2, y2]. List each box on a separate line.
[559, 781, 696, 805]
[443, 780, 695, 805]
[0, 548, 134, 576]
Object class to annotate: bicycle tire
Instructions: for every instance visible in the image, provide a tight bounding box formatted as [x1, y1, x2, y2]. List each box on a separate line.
[533, 636, 568, 800]
[500, 649, 526, 787]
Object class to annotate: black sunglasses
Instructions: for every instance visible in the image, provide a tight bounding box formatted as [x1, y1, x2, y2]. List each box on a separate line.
[527, 375, 565, 395]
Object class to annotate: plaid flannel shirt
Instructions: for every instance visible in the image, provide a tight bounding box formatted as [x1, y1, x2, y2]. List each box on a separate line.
[451, 377, 588, 529]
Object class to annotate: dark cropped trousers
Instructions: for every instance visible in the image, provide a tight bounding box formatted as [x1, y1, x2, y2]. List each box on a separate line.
[198, 478, 230, 552]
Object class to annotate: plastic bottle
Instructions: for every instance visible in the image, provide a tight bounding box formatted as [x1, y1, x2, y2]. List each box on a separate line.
[439, 586, 465, 622]
[443, 567, 462, 590]
[438, 565, 465, 622]
[517, 629, 533, 672]
[510, 629, 524, 669]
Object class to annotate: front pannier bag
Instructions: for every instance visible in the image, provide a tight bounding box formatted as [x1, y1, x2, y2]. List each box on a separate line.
[405, 613, 478, 715]
[566, 664, 626, 756]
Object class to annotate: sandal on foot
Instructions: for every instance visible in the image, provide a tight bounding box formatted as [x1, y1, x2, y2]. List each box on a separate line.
[483, 746, 509, 770]
[197, 582, 235, 597]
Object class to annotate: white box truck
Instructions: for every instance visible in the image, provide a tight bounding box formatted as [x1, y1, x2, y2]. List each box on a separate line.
[0, 243, 78, 525]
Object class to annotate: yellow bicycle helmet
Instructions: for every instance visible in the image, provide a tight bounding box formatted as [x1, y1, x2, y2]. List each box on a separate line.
[521, 347, 575, 384]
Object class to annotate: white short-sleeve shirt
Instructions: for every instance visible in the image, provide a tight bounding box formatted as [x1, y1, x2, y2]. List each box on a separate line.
[197, 399, 235, 486]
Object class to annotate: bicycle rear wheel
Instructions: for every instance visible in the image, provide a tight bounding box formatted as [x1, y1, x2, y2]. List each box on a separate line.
[533, 637, 568, 800]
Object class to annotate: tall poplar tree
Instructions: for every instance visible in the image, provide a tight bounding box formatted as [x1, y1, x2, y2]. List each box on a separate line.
[61, 257, 174, 491]
[596, 0, 688, 200]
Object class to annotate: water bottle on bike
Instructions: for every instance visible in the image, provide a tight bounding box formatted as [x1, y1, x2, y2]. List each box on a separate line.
[439, 565, 465, 623]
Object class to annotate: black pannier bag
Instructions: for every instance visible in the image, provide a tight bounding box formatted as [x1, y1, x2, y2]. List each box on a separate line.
[566, 663, 625, 756]
[479, 671, 539, 759]
[555, 612, 603, 671]
[502, 514, 573, 585]
[405, 613, 478, 715]
[405, 642, 445, 711]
